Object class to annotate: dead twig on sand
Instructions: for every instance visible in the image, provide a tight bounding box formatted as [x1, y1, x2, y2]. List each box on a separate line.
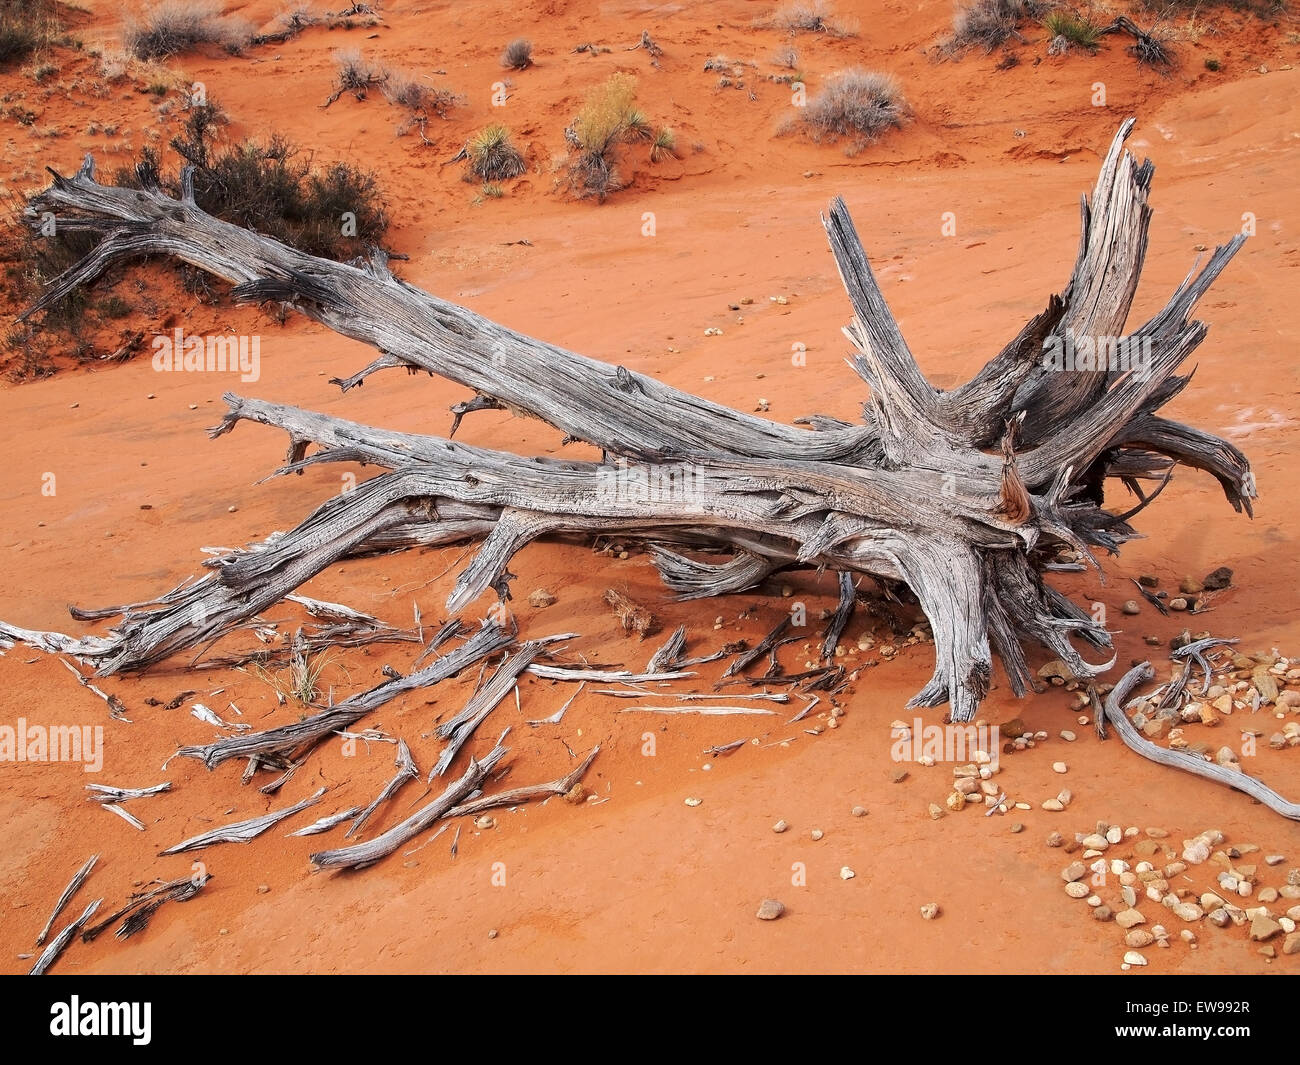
[30, 898, 100, 975]
[159, 788, 326, 855]
[36, 854, 98, 946]
[347, 739, 419, 837]
[1103, 663, 1300, 820]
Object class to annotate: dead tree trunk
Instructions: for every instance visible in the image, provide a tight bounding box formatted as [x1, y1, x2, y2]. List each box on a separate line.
[3, 119, 1254, 722]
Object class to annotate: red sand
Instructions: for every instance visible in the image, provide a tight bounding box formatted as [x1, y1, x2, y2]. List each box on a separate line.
[1, 1, 1298, 974]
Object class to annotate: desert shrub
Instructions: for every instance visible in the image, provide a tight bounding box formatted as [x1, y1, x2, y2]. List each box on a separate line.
[802, 69, 907, 153]
[567, 73, 644, 201]
[773, 0, 854, 36]
[500, 37, 533, 69]
[1044, 11, 1102, 50]
[950, 0, 1049, 52]
[382, 69, 459, 116]
[327, 47, 384, 102]
[123, 0, 251, 60]
[466, 124, 526, 181]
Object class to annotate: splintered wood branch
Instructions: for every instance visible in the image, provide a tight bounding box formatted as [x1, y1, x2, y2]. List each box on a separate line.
[1102, 663, 1300, 820]
[35, 854, 98, 946]
[288, 806, 364, 836]
[311, 732, 511, 870]
[442, 745, 601, 819]
[159, 787, 326, 855]
[30, 898, 101, 975]
[175, 620, 513, 770]
[2, 121, 1255, 723]
[346, 739, 418, 837]
[617, 706, 778, 716]
[85, 782, 172, 803]
[432, 641, 545, 778]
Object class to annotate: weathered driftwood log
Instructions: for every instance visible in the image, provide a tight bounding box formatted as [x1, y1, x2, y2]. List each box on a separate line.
[5, 118, 1254, 721]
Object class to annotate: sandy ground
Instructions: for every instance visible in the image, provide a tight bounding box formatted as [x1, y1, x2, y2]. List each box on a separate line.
[1, 1, 1299, 974]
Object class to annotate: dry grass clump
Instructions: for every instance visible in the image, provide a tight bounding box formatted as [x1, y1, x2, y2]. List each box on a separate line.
[500, 37, 533, 69]
[949, 0, 1049, 52]
[123, 0, 252, 60]
[800, 69, 907, 154]
[566, 72, 640, 201]
[772, 1, 856, 36]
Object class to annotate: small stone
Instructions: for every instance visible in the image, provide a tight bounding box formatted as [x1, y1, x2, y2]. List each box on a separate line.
[1202, 566, 1233, 590]
[1116, 908, 1146, 929]
[1060, 730, 1077, 742]
[1052, 761, 1068, 774]
[257, 884, 270, 894]
[945, 791, 965, 812]
[1081, 834, 1109, 851]
[1182, 837, 1212, 864]
[684, 797, 702, 807]
[1043, 799, 1065, 811]
[474, 815, 496, 829]
[1011, 822, 1024, 833]
[1259, 945, 1276, 958]
[756, 898, 785, 921]
[1047, 831, 1064, 847]
[891, 768, 908, 784]
[920, 902, 940, 920]
[927, 803, 945, 821]
[1123, 950, 1148, 966]
[1266, 855, 1286, 866]
[851, 805, 867, 817]
[1062, 861, 1087, 882]
[1249, 914, 1282, 941]
[1172, 902, 1204, 922]
[1122, 600, 1140, 615]
[1125, 929, 1155, 948]
[1283, 932, 1300, 955]
[563, 783, 586, 805]
[488, 928, 499, 939]
[810, 828, 823, 841]
[840, 866, 855, 880]
[528, 588, 557, 608]
[1169, 597, 1188, 611]
[1259, 887, 1279, 903]
[1065, 882, 1089, 899]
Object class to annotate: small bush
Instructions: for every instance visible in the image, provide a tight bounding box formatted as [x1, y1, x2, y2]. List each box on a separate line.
[801, 69, 907, 153]
[773, 45, 799, 69]
[382, 69, 459, 116]
[567, 73, 641, 201]
[1044, 11, 1103, 51]
[623, 108, 653, 142]
[481, 183, 505, 199]
[501, 37, 533, 69]
[123, 0, 251, 60]
[773, 0, 854, 36]
[950, 0, 1048, 53]
[327, 48, 384, 103]
[1204, 56, 1221, 70]
[466, 124, 526, 181]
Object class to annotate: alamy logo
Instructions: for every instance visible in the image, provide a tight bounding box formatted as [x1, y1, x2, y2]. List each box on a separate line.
[890, 717, 1000, 770]
[0, 718, 102, 772]
[49, 997, 151, 1045]
[151, 328, 261, 382]
[1041, 330, 1152, 380]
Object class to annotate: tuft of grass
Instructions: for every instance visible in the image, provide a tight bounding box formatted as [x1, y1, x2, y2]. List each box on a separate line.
[1044, 11, 1103, 51]
[801, 68, 907, 154]
[123, 0, 252, 61]
[466, 123, 527, 181]
[773, 0, 855, 36]
[773, 45, 799, 69]
[649, 126, 676, 163]
[1204, 56, 1221, 70]
[481, 182, 505, 199]
[623, 107, 653, 142]
[950, 0, 1049, 53]
[500, 37, 533, 69]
